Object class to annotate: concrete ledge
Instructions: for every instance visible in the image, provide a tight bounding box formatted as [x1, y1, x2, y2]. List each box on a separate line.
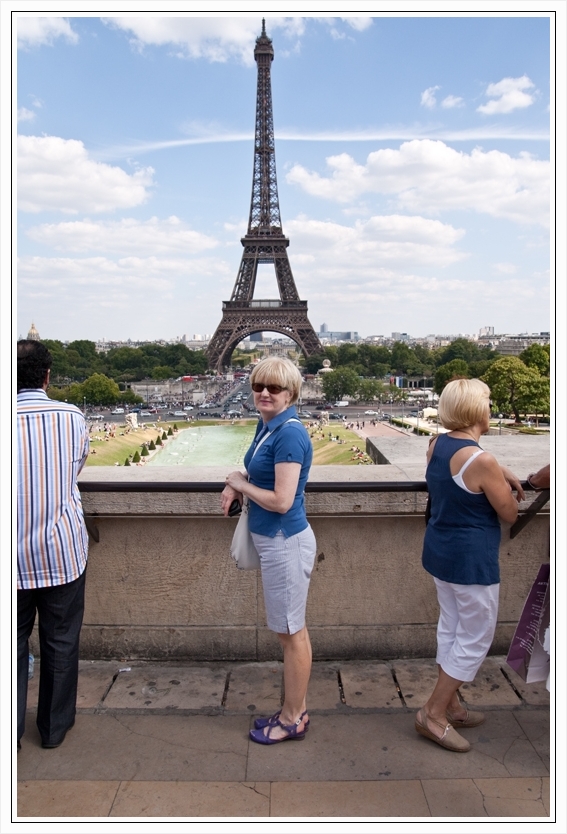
[70, 443, 550, 661]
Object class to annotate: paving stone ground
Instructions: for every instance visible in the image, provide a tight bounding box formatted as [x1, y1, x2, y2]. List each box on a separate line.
[17, 658, 552, 820]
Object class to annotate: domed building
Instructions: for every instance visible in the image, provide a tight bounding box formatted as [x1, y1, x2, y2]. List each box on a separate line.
[27, 322, 40, 341]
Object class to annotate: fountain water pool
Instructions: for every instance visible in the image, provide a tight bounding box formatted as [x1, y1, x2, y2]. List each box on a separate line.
[147, 425, 257, 467]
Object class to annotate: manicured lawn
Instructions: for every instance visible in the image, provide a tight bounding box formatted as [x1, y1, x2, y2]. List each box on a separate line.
[308, 423, 373, 465]
[85, 422, 176, 466]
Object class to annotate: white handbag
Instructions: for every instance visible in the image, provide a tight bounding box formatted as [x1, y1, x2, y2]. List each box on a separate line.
[229, 496, 261, 570]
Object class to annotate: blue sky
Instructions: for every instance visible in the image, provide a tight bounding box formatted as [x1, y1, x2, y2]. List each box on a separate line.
[14, 12, 554, 343]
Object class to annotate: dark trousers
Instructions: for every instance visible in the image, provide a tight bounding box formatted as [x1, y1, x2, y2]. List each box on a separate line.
[17, 568, 86, 745]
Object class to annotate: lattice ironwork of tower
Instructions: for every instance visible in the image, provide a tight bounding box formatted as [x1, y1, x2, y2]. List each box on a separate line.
[207, 21, 321, 372]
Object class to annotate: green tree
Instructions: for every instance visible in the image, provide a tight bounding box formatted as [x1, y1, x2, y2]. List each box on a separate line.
[440, 337, 479, 364]
[121, 389, 143, 405]
[81, 373, 121, 406]
[434, 359, 469, 394]
[302, 353, 328, 374]
[132, 450, 141, 463]
[391, 342, 413, 374]
[467, 359, 496, 379]
[67, 340, 98, 362]
[151, 366, 174, 380]
[482, 357, 544, 423]
[42, 339, 69, 379]
[47, 383, 83, 404]
[528, 376, 550, 424]
[321, 367, 360, 402]
[337, 342, 359, 367]
[357, 378, 384, 402]
[520, 343, 550, 376]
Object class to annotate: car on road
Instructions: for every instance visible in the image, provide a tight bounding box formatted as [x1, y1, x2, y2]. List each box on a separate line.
[183, 405, 194, 411]
[111, 408, 125, 414]
[297, 410, 312, 418]
[88, 414, 104, 420]
[364, 410, 379, 415]
[171, 410, 186, 417]
[139, 411, 152, 417]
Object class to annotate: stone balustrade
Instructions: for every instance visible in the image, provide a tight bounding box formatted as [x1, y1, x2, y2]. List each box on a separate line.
[71, 464, 549, 662]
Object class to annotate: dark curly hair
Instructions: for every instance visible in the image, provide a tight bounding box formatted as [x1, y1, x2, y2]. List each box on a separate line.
[17, 340, 53, 392]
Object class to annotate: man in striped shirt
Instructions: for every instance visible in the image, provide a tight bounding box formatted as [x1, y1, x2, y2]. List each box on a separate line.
[17, 340, 89, 750]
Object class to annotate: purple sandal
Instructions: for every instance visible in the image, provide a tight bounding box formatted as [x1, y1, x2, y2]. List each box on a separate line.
[249, 715, 308, 745]
[254, 709, 310, 731]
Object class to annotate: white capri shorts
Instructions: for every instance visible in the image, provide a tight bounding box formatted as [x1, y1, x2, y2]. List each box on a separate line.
[434, 578, 500, 682]
[251, 525, 316, 635]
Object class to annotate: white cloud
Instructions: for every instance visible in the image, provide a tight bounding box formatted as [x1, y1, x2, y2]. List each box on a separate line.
[18, 254, 227, 292]
[17, 17, 78, 48]
[441, 95, 464, 109]
[420, 86, 440, 109]
[477, 75, 536, 115]
[319, 16, 373, 40]
[17, 254, 233, 339]
[286, 214, 467, 272]
[104, 17, 306, 65]
[286, 140, 549, 226]
[262, 215, 546, 337]
[340, 17, 373, 32]
[26, 216, 219, 255]
[18, 135, 154, 214]
[17, 108, 35, 122]
[494, 262, 517, 274]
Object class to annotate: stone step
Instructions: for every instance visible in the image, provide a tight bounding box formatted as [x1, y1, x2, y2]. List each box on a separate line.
[26, 657, 548, 715]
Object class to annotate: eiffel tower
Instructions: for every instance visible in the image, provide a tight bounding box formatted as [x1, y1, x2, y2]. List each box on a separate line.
[207, 20, 321, 372]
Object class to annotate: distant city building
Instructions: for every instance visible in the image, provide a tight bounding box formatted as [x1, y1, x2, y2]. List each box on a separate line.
[27, 322, 40, 341]
[82, 328, 548, 357]
[318, 330, 359, 342]
[320, 323, 328, 333]
[496, 333, 550, 356]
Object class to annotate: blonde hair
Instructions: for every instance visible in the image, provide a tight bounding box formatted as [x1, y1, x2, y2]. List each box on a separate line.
[250, 357, 303, 405]
[438, 378, 491, 430]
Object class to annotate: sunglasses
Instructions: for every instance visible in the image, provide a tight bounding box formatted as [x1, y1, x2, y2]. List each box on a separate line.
[251, 383, 287, 394]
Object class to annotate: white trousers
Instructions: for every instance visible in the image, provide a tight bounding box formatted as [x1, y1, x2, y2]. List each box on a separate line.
[434, 578, 500, 682]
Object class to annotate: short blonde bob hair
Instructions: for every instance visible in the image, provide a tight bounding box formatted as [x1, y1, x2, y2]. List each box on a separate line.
[438, 378, 491, 431]
[249, 357, 303, 405]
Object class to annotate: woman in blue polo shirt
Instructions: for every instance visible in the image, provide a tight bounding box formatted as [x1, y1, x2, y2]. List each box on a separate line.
[222, 357, 315, 745]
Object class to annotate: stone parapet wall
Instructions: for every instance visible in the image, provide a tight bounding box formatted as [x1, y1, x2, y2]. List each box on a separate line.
[71, 465, 549, 662]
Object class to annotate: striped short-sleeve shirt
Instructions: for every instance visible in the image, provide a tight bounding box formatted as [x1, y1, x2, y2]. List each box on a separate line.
[17, 389, 90, 589]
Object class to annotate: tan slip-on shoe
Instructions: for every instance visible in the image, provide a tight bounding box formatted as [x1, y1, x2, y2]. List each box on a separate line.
[415, 710, 471, 753]
[446, 707, 485, 728]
